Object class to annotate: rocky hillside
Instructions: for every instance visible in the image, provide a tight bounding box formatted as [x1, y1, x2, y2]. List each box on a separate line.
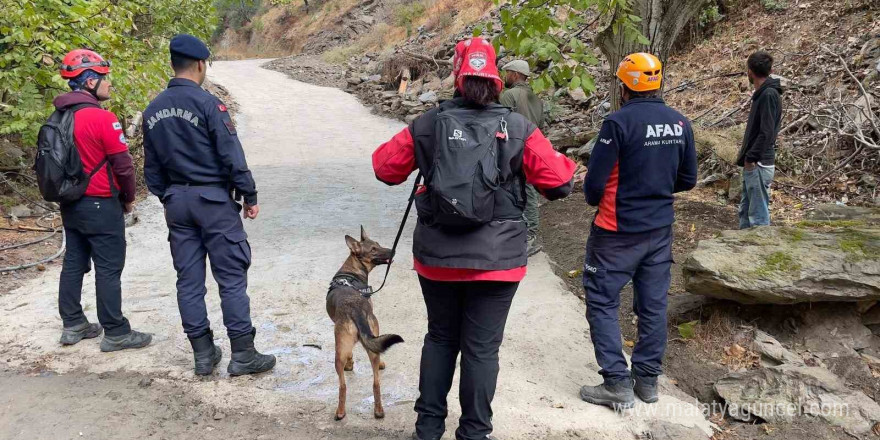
[257, 0, 879, 209]
[214, 0, 493, 60]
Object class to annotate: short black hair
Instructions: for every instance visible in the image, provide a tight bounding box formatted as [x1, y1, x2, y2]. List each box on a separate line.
[747, 51, 773, 78]
[627, 88, 660, 99]
[460, 76, 500, 107]
[171, 53, 199, 73]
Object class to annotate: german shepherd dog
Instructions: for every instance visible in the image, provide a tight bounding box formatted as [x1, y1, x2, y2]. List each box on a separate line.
[327, 226, 404, 420]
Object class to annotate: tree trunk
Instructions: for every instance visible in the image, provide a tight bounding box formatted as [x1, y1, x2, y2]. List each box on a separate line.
[597, 0, 704, 109]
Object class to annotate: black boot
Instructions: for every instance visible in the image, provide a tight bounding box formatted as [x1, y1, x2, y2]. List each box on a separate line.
[227, 329, 276, 376]
[632, 372, 659, 403]
[189, 330, 222, 376]
[579, 378, 635, 411]
[60, 322, 103, 346]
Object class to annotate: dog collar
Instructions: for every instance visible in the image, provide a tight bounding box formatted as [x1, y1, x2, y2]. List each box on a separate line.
[330, 274, 374, 298]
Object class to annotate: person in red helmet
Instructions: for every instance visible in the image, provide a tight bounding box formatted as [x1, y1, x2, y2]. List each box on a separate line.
[372, 37, 576, 440]
[52, 49, 152, 352]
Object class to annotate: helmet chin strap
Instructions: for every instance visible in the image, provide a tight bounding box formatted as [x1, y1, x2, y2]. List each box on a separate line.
[84, 76, 105, 101]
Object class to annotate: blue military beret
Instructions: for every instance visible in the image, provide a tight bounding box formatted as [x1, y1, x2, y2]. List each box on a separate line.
[169, 34, 210, 60]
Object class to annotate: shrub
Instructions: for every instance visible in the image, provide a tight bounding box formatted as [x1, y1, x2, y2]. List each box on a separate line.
[0, 0, 215, 144]
[392, 1, 427, 36]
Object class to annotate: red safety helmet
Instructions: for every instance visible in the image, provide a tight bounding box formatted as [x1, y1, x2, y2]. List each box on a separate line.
[59, 49, 110, 79]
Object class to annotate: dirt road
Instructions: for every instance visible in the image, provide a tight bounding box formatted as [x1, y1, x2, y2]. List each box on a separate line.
[0, 60, 712, 439]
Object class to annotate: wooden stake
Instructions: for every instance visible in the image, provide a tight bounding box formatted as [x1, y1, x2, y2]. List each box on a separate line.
[398, 68, 411, 95]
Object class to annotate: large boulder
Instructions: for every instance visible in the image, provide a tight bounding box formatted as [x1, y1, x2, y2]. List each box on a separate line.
[694, 126, 743, 166]
[546, 129, 596, 153]
[807, 204, 880, 224]
[683, 226, 880, 304]
[714, 364, 880, 435]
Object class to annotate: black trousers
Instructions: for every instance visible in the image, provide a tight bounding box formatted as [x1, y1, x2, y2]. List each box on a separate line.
[59, 197, 130, 337]
[415, 276, 518, 440]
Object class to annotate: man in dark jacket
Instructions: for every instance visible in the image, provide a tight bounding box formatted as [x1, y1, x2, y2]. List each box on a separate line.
[54, 49, 152, 352]
[736, 51, 782, 228]
[143, 34, 275, 377]
[579, 53, 697, 410]
[500, 59, 546, 256]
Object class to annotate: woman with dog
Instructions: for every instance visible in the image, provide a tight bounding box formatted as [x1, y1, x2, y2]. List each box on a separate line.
[372, 37, 577, 440]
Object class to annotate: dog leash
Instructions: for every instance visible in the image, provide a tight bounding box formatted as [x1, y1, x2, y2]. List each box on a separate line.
[364, 172, 423, 298]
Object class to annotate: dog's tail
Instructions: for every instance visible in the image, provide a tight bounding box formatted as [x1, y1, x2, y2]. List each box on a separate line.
[353, 310, 404, 354]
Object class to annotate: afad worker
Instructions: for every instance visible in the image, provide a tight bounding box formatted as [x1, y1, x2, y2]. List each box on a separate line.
[579, 53, 697, 410]
[55, 49, 152, 352]
[143, 35, 275, 377]
[372, 38, 576, 440]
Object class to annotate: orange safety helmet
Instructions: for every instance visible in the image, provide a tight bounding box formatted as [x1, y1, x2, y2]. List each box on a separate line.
[616, 52, 662, 92]
[59, 49, 110, 79]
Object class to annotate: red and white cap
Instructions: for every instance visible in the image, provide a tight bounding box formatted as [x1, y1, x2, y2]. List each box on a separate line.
[452, 37, 503, 93]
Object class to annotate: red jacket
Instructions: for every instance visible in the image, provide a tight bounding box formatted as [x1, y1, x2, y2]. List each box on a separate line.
[52, 91, 136, 203]
[373, 119, 576, 282]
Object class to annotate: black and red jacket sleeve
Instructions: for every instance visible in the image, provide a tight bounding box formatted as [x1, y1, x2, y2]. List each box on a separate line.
[373, 127, 417, 185]
[99, 112, 136, 204]
[523, 128, 576, 200]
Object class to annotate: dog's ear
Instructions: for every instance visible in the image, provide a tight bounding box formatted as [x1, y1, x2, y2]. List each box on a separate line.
[360, 225, 370, 241]
[345, 235, 361, 254]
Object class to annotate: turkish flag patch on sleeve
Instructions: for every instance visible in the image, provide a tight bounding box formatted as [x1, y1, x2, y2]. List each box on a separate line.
[218, 104, 228, 112]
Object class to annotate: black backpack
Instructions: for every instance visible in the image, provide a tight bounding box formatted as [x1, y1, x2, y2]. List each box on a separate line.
[425, 104, 512, 227]
[34, 103, 107, 203]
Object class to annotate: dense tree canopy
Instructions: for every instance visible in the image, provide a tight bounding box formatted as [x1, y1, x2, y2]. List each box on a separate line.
[489, 0, 648, 95]
[0, 0, 215, 143]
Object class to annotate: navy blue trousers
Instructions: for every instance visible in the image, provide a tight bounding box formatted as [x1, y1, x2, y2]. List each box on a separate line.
[583, 223, 673, 382]
[163, 185, 253, 339]
[59, 197, 131, 336]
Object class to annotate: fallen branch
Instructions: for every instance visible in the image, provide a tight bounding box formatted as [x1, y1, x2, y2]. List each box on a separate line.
[0, 225, 55, 232]
[399, 50, 451, 68]
[667, 72, 743, 94]
[693, 91, 734, 124]
[708, 99, 750, 127]
[802, 145, 864, 191]
[780, 114, 810, 134]
[823, 46, 880, 140]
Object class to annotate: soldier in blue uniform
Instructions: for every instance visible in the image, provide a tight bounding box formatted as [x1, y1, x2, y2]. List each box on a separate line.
[143, 34, 275, 377]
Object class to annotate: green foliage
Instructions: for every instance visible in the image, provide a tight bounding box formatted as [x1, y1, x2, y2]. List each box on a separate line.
[760, 0, 787, 11]
[393, 1, 428, 37]
[755, 251, 801, 277]
[779, 227, 804, 243]
[677, 320, 699, 339]
[252, 17, 265, 34]
[0, 0, 215, 144]
[698, 3, 723, 28]
[838, 230, 880, 262]
[796, 219, 866, 228]
[487, 0, 645, 95]
[215, 0, 262, 30]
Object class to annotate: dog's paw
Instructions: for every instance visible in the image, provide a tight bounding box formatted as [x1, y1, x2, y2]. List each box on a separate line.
[374, 410, 385, 419]
[335, 412, 346, 421]
[344, 361, 354, 372]
[378, 361, 386, 370]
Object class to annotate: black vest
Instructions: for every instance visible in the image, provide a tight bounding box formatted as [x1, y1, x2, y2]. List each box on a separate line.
[410, 98, 536, 271]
